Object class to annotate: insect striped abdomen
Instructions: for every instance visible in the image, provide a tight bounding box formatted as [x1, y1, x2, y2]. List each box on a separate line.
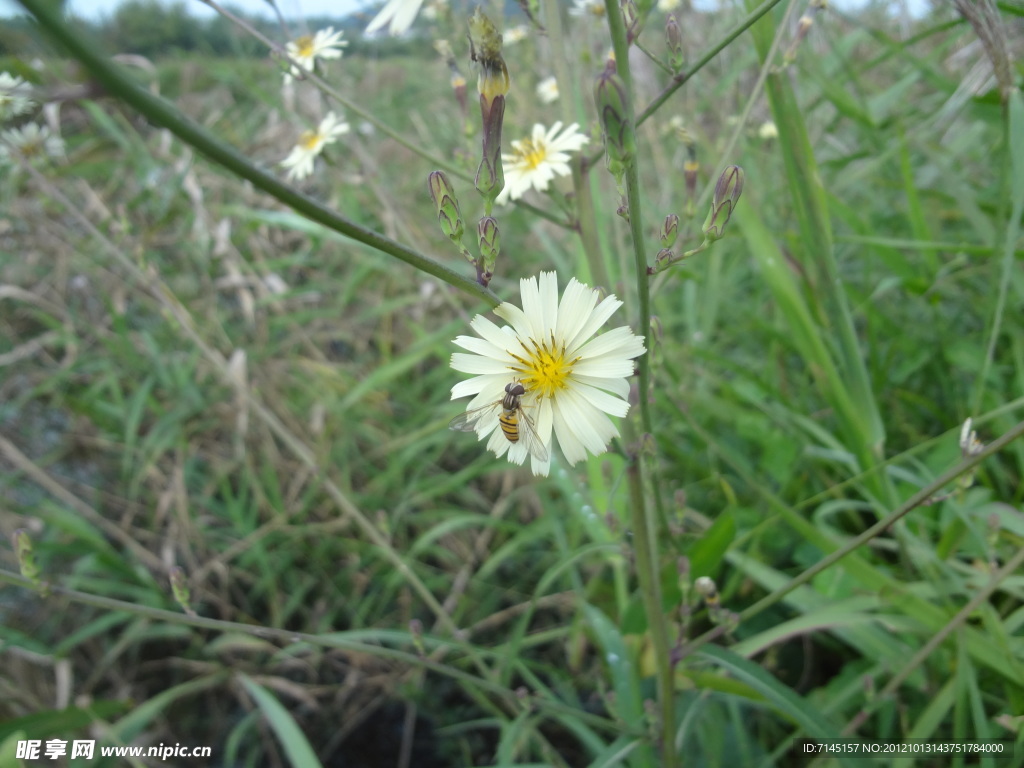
[499, 411, 519, 442]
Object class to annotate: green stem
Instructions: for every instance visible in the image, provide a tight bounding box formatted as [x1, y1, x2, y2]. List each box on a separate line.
[604, 3, 675, 765]
[17, 0, 499, 307]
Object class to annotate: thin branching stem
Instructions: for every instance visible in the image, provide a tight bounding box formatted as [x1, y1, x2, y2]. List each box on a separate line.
[604, 2, 675, 765]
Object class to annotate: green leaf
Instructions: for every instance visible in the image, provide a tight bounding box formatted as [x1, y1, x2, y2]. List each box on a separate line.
[238, 675, 325, 768]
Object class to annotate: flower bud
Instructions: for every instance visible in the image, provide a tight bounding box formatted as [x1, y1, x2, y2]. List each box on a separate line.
[666, 14, 684, 70]
[469, 8, 509, 104]
[660, 214, 679, 249]
[13, 529, 41, 587]
[702, 165, 743, 241]
[477, 216, 500, 281]
[621, 0, 640, 44]
[428, 171, 465, 245]
[170, 566, 191, 610]
[469, 8, 509, 209]
[594, 56, 635, 185]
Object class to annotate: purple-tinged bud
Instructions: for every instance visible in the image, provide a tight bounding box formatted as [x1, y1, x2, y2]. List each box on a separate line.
[702, 165, 744, 241]
[660, 214, 679, 249]
[469, 8, 509, 208]
[595, 56, 635, 184]
[428, 171, 465, 245]
[621, 0, 640, 44]
[666, 14, 684, 71]
[477, 216, 500, 284]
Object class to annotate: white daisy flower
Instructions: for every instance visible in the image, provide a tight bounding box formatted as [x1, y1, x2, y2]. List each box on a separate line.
[280, 112, 349, 181]
[503, 24, 530, 45]
[0, 123, 63, 164]
[496, 122, 589, 205]
[366, 0, 426, 36]
[0, 72, 34, 120]
[536, 76, 559, 104]
[450, 271, 645, 476]
[569, 0, 606, 17]
[282, 27, 347, 84]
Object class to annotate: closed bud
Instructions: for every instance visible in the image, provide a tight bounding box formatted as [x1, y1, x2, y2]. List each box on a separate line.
[660, 214, 679, 248]
[594, 57, 635, 184]
[13, 529, 41, 587]
[666, 14, 684, 70]
[428, 171, 465, 245]
[703, 165, 744, 241]
[410, 618, 425, 657]
[684, 154, 699, 205]
[654, 248, 673, 272]
[621, 0, 640, 44]
[169, 566, 192, 612]
[477, 216, 500, 279]
[469, 8, 509, 209]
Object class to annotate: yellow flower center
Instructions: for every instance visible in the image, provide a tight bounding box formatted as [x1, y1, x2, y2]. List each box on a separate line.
[515, 138, 548, 170]
[298, 130, 321, 150]
[19, 140, 43, 159]
[511, 334, 579, 399]
[295, 36, 315, 58]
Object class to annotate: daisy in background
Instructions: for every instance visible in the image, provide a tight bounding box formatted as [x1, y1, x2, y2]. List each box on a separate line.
[0, 123, 64, 165]
[280, 112, 349, 181]
[503, 24, 530, 45]
[282, 27, 347, 84]
[0, 72, 34, 120]
[536, 76, 559, 105]
[496, 122, 588, 205]
[450, 271, 645, 477]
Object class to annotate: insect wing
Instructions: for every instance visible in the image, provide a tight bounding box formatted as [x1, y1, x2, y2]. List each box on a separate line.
[449, 399, 503, 433]
[514, 405, 550, 462]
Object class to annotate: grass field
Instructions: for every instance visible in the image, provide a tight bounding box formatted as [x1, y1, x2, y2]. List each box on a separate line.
[1, 0, 1023, 766]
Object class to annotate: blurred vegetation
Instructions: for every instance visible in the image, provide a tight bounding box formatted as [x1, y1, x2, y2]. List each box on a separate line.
[1, 0, 1024, 766]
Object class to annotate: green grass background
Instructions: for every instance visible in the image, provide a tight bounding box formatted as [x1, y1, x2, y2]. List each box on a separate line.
[1, 1, 1023, 766]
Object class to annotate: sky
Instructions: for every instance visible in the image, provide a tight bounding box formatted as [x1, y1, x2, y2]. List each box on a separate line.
[1, 0, 369, 19]
[2, 0, 929, 21]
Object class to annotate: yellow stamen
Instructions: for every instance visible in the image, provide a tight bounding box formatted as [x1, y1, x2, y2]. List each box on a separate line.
[295, 36, 315, 58]
[514, 139, 547, 170]
[298, 130, 321, 150]
[509, 334, 580, 399]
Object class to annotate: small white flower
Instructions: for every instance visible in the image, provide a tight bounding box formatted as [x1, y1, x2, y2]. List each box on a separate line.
[0, 72, 34, 120]
[569, 0, 606, 17]
[758, 120, 778, 140]
[658, 0, 681, 10]
[497, 122, 589, 205]
[450, 271, 645, 476]
[536, 76, 559, 105]
[0, 123, 63, 164]
[280, 112, 349, 181]
[366, 0, 426, 35]
[504, 24, 530, 45]
[282, 27, 347, 84]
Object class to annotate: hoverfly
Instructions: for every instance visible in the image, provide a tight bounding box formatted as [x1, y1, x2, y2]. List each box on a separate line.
[449, 381, 549, 462]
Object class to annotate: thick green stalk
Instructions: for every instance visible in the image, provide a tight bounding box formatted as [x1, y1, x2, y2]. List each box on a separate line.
[17, 0, 499, 307]
[604, 2, 675, 766]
